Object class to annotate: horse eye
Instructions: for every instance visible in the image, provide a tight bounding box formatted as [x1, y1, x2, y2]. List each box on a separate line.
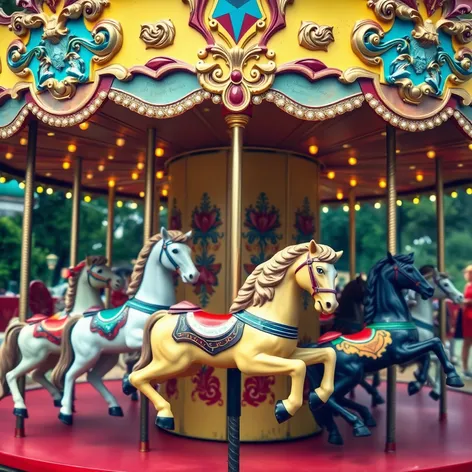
[316, 267, 324, 275]
[97, 269, 103, 274]
[407, 267, 413, 272]
[172, 249, 179, 254]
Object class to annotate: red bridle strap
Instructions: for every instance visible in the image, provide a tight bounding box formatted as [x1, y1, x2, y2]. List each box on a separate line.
[393, 265, 420, 287]
[295, 253, 337, 297]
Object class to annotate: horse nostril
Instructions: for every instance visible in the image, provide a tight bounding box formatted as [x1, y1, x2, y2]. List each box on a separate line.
[326, 302, 332, 309]
[189, 274, 193, 280]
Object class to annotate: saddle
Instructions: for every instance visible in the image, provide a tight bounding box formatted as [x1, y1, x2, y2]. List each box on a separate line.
[170, 301, 244, 356]
[318, 328, 374, 344]
[89, 305, 129, 341]
[33, 316, 69, 346]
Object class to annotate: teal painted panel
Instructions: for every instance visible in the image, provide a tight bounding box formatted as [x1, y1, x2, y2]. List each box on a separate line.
[112, 72, 201, 105]
[459, 104, 472, 122]
[0, 97, 26, 127]
[271, 75, 361, 107]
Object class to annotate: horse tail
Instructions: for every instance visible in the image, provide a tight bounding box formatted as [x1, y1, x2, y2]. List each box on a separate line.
[51, 315, 81, 390]
[133, 310, 168, 372]
[0, 318, 26, 399]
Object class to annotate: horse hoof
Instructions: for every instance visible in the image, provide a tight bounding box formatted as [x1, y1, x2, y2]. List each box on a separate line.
[429, 390, 440, 401]
[364, 417, 377, 428]
[155, 416, 175, 431]
[131, 392, 139, 402]
[328, 433, 344, 446]
[372, 393, 385, 406]
[353, 422, 371, 438]
[122, 374, 137, 396]
[58, 412, 73, 426]
[53, 399, 62, 408]
[109, 407, 124, 417]
[446, 373, 464, 388]
[13, 408, 28, 419]
[274, 400, 292, 424]
[408, 381, 421, 396]
[309, 391, 325, 412]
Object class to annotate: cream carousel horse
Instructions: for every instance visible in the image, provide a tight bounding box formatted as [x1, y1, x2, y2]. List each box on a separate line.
[52, 228, 199, 425]
[127, 240, 342, 430]
[0, 256, 122, 418]
[405, 265, 463, 399]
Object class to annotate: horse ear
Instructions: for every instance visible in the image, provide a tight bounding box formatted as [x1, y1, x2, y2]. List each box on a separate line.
[160, 227, 170, 241]
[184, 230, 192, 240]
[387, 252, 395, 263]
[335, 250, 343, 262]
[85, 255, 94, 267]
[309, 240, 319, 256]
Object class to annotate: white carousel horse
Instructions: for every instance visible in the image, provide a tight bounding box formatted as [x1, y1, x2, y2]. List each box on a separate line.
[51, 228, 199, 425]
[406, 265, 463, 399]
[0, 256, 122, 418]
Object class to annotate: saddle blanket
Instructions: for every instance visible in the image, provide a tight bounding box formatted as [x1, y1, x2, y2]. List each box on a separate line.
[89, 305, 129, 341]
[33, 317, 69, 346]
[172, 310, 244, 356]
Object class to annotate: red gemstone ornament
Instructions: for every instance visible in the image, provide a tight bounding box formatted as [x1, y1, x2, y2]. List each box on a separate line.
[228, 84, 244, 105]
[230, 69, 243, 83]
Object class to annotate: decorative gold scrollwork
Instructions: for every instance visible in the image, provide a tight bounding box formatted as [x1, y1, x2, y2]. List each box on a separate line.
[298, 21, 334, 52]
[139, 20, 176, 49]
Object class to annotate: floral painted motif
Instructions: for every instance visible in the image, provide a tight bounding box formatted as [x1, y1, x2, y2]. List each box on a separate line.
[191, 193, 223, 307]
[165, 378, 179, 400]
[191, 366, 224, 406]
[242, 375, 275, 407]
[293, 198, 316, 308]
[169, 198, 182, 231]
[243, 192, 282, 275]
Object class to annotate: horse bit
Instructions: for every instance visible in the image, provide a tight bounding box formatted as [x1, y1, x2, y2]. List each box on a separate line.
[295, 253, 337, 297]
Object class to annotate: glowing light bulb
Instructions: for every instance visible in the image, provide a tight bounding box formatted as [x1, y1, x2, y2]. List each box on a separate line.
[355, 203, 361, 211]
[66, 192, 72, 199]
[108, 179, 115, 188]
[308, 145, 319, 155]
[155, 147, 165, 157]
[130, 202, 138, 210]
[348, 157, 357, 166]
[409, 165, 416, 170]
[117, 200, 123, 208]
[336, 191, 343, 200]
[379, 179, 387, 188]
[131, 171, 139, 180]
[86, 172, 93, 180]
[429, 194, 436, 202]
[451, 191, 458, 198]
[416, 173, 424, 182]
[79, 122, 89, 131]
[343, 205, 349, 212]
[327, 171, 335, 180]
[467, 188, 472, 195]
[46, 188, 53, 195]
[116, 138, 125, 147]
[108, 155, 114, 161]
[84, 195, 92, 203]
[322, 206, 329, 214]
[62, 161, 71, 170]
[67, 144, 77, 153]
[349, 178, 357, 187]
[458, 163, 464, 168]
[98, 164, 105, 172]
[374, 202, 381, 209]
[413, 197, 420, 204]
[5, 152, 13, 159]
[156, 170, 164, 179]
[161, 189, 168, 197]
[139, 191, 145, 198]
[137, 162, 145, 170]
[0, 176, 5, 183]
[47, 132, 55, 137]
[19, 182, 25, 189]
[397, 199, 402, 206]
[159, 205, 164, 211]
[20, 138, 27, 146]
[36, 186, 44, 194]
[427, 150, 436, 159]
[468, 143, 472, 151]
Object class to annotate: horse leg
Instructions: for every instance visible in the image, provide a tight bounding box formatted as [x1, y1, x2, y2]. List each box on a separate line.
[31, 355, 62, 407]
[315, 407, 344, 445]
[409, 354, 430, 396]
[372, 371, 381, 388]
[239, 353, 307, 422]
[359, 378, 385, 407]
[327, 398, 371, 438]
[337, 396, 376, 428]
[400, 338, 463, 388]
[87, 354, 123, 417]
[125, 353, 139, 401]
[428, 359, 441, 401]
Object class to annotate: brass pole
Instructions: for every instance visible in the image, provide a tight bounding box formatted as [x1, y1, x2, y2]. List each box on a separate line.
[70, 157, 82, 267]
[225, 113, 249, 472]
[436, 156, 447, 421]
[153, 190, 160, 235]
[386, 124, 397, 452]
[349, 189, 356, 280]
[105, 185, 115, 308]
[16, 118, 38, 438]
[140, 128, 156, 453]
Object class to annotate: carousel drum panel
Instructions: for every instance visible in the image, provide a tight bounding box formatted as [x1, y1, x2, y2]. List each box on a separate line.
[164, 150, 320, 441]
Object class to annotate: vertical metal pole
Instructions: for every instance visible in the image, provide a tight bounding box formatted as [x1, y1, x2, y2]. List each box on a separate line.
[16, 119, 38, 438]
[225, 113, 249, 472]
[349, 189, 356, 280]
[386, 124, 397, 453]
[70, 157, 82, 267]
[436, 157, 447, 421]
[105, 185, 115, 308]
[140, 128, 156, 452]
[153, 191, 161, 235]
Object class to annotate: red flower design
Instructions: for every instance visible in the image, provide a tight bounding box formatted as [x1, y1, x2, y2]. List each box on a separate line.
[165, 378, 179, 400]
[193, 210, 221, 233]
[193, 264, 221, 295]
[247, 210, 279, 233]
[242, 376, 276, 407]
[296, 214, 315, 236]
[191, 366, 224, 406]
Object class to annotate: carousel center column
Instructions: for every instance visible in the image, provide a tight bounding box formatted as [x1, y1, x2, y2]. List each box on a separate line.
[224, 111, 250, 472]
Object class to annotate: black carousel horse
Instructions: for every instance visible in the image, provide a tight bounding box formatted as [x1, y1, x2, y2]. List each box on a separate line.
[305, 252, 464, 445]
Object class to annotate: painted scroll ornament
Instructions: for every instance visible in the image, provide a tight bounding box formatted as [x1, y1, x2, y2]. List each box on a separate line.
[139, 20, 175, 49]
[298, 21, 334, 52]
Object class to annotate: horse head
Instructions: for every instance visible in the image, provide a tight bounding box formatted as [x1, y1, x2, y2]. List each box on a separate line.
[420, 265, 464, 304]
[85, 256, 124, 291]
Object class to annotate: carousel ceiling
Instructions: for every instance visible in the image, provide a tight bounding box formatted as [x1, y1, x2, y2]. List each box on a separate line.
[0, 100, 471, 204]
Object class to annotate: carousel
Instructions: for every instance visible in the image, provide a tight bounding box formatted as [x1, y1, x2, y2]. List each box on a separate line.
[0, 0, 472, 470]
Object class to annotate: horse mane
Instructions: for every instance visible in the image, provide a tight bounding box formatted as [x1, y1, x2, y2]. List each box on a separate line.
[420, 264, 449, 280]
[363, 253, 414, 325]
[65, 256, 108, 314]
[127, 230, 191, 297]
[230, 242, 340, 313]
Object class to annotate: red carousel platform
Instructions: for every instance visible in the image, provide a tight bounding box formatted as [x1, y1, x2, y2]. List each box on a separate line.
[0, 380, 471, 472]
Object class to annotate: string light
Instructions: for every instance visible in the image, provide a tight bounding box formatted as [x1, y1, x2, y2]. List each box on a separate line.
[47, 132, 55, 137]
[413, 196, 420, 204]
[66, 192, 72, 199]
[86, 172, 93, 180]
[79, 122, 89, 131]
[156, 170, 164, 179]
[67, 144, 77, 153]
[458, 163, 464, 168]
[108, 155, 114, 160]
[451, 191, 458, 198]
[159, 205, 164, 211]
[108, 179, 115, 188]
[468, 143, 472, 151]
[409, 165, 416, 170]
[137, 162, 145, 170]
[343, 205, 349, 212]
[336, 191, 343, 200]
[397, 199, 402, 206]
[429, 194, 436, 202]
[322, 206, 329, 213]
[0, 176, 6, 183]
[348, 157, 357, 166]
[36, 186, 44, 194]
[161, 189, 169, 197]
[155, 147, 165, 157]
[139, 191, 145, 198]
[374, 202, 381, 209]
[396, 149, 400, 154]
[426, 150, 436, 159]
[327, 171, 335, 180]
[116, 138, 125, 147]
[5, 152, 13, 159]
[467, 188, 472, 195]
[130, 202, 138, 210]
[379, 179, 387, 188]
[349, 178, 357, 187]
[98, 164, 105, 172]
[45, 172, 51, 177]
[416, 173, 424, 182]
[62, 161, 71, 170]
[342, 144, 350, 149]
[46, 188, 53, 195]
[355, 203, 361, 211]
[84, 195, 92, 203]
[117, 200, 123, 208]
[308, 145, 319, 155]
[131, 171, 139, 180]
[19, 182, 25, 189]
[20, 138, 27, 146]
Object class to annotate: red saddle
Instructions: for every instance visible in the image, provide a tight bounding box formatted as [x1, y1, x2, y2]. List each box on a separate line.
[169, 301, 234, 327]
[318, 327, 373, 344]
[33, 317, 69, 345]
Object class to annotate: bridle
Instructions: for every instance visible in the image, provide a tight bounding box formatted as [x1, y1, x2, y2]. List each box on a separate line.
[295, 253, 337, 297]
[159, 239, 180, 271]
[393, 264, 421, 287]
[87, 263, 112, 286]
[433, 271, 452, 298]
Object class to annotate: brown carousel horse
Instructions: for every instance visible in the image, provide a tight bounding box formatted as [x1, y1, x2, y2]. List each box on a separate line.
[124, 240, 342, 429]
